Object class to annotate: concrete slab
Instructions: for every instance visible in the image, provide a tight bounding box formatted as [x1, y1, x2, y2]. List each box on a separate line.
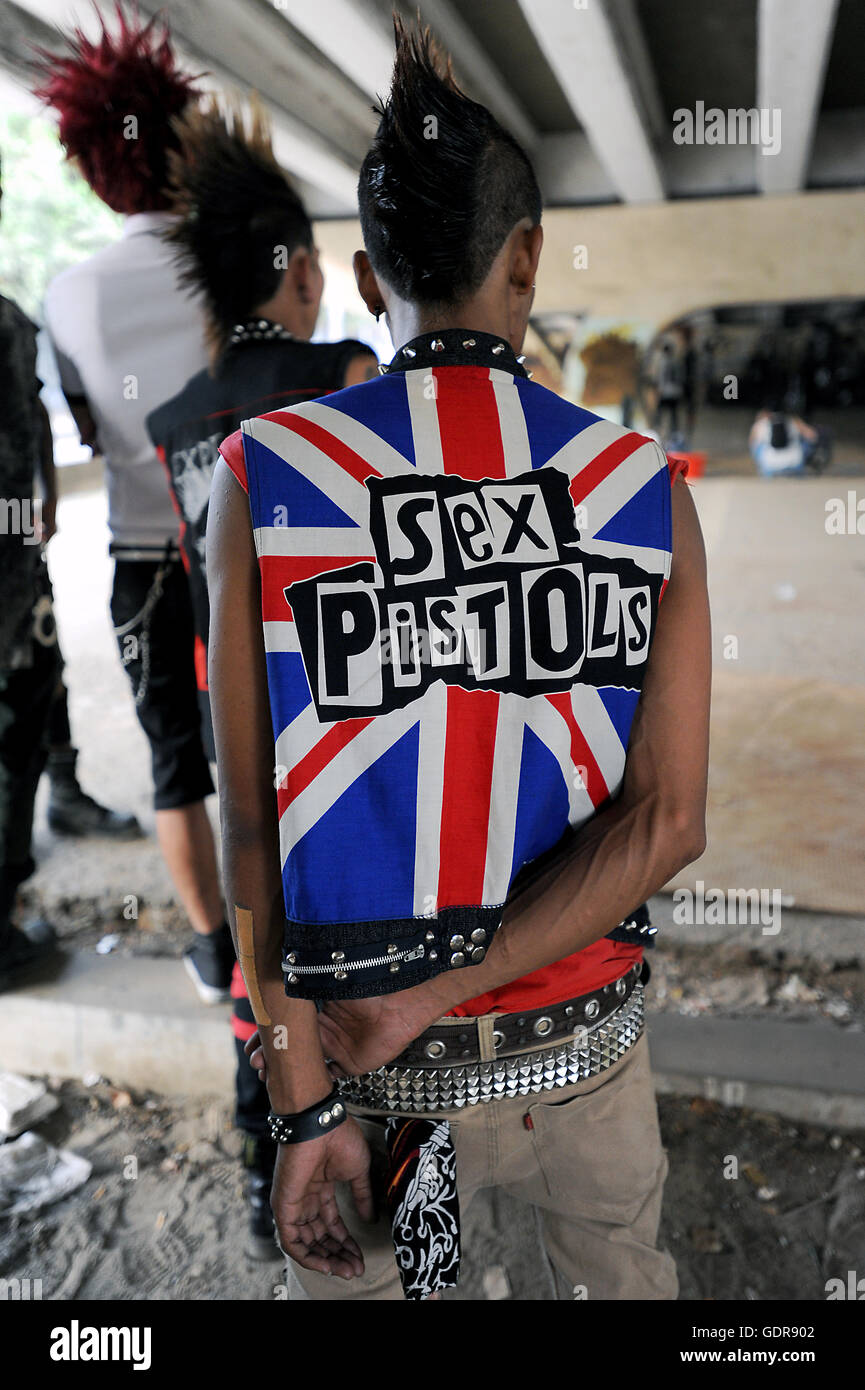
[648, 895, 865, 966]
[0, 951, 234, 1097]
[649, 1013, 865, 1129]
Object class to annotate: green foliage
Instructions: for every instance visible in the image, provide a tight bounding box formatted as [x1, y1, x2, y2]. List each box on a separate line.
[0, 110, 121, 321]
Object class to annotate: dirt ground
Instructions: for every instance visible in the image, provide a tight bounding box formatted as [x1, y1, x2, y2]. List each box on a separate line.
[1, 1073, 863, 1303]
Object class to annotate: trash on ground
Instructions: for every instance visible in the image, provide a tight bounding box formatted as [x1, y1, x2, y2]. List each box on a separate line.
[0, 1073, 58, 1139]
[0, 1131, 91, 1216]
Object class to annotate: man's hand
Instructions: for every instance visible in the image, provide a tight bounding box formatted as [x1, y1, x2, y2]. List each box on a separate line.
[246, 977, 454, 1081]
[319, 988, 446, 1076]
[270, 1118, 374, 1278]
[38, 496, 57, 544]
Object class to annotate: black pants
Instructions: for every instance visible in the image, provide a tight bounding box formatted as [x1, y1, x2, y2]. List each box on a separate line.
[234, 1033, 271, 1139]
[0, 635, 62, 939]
[110, 558, 213, 811]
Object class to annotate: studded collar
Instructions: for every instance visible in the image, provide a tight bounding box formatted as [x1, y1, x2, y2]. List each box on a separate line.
[227, 317, 295, 349]
[382, 328, 530, 378]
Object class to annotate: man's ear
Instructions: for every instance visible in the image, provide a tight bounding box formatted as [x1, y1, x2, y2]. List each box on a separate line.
[353, 250, 384, 316]
[289, 247, 318, 305]
[510, 222, 544, 296]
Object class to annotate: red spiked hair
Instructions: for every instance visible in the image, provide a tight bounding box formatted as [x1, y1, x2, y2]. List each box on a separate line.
[33, 4, 200, 214]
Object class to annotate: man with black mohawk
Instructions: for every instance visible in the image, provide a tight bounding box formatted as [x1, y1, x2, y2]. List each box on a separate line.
[209, 19, 710, 1300]
[147, 95, 375, 1260]
[36, 6, 233, 1004]
[148, 93, 377, 744]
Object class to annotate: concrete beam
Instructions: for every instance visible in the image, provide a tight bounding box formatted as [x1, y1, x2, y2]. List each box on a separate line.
[12, 0, 364, 210]
[408, 0, 538, 151]
[517, 0, 664, 203]
[533, 132, 617, 206]
[757, 0, 840, 194]
[271, 0, 394, 101]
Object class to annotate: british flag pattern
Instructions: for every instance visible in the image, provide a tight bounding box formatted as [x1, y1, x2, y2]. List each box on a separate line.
[233, 357, 673, 998]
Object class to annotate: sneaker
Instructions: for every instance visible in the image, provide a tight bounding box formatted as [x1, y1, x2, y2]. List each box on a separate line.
[0, 924, 60, 992]
[182, 922, 234, 1004]
[241, 1133, 281, 1262]
[47, 748, 142, 840]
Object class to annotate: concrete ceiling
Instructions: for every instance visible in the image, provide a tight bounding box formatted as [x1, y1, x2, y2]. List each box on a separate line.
[2, 0, 863, 216]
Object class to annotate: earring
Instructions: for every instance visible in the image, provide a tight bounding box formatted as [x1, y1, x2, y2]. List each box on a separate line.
[374, 305, 385, 322]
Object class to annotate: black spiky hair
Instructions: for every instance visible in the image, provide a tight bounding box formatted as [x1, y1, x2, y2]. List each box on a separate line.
[164, 95, 313, 362]
[358, 16, 542, 306]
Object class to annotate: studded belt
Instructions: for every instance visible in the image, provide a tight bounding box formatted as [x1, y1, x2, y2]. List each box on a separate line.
[337, 973, 645, 1113]
[393, 959, 644, 1065]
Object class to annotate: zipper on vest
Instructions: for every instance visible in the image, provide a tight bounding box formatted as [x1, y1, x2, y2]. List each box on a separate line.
[282, 942, 426, 977]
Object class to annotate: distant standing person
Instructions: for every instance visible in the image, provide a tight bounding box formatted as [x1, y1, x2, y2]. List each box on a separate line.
[679, 324, 699, 442]
[147, 97, 376, 1258]
[36, 9, 232, 1002]
[653, 340, 684, 440]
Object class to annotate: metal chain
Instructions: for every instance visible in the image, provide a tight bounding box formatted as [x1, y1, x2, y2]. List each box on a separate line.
[112, 552, 172, 709]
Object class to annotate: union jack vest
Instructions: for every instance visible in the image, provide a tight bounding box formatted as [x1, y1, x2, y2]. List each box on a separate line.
[223, 329, 674, 1000]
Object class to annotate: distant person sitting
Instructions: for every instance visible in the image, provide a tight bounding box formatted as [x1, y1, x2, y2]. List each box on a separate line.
[749, 405, 830, 477]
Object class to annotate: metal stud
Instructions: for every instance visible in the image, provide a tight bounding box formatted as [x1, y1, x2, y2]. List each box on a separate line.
[402, 346, 417, 358]
[287, 973, 298, 985]
[425, 930, 436, 942]
[492, 1029, 506, 1050]
[334, 970, 347, 981]
[318, 1110, 332, 1126]
[449, 934, 465, 950]
[616, 976, 627, 997]
[533, 1015, 554, 1037]
[286, 952, 297, 965]
[425, 1040, 446, 1060]
[331, 950, 345, 962]
[491, 342, 506, 355]
[378, 363, 390, 375]
[586, 999, 600, 1019]
[450, 951, 465, 968]
[389, 962, 400, 974]
[470, 928, 486, 944]
[430, 338, 445, 352]
[430, 950, 438, 960]
[461, 337, 476, 348]
[471, 946, 485, 963]
[387, 944, 399, 955]
[332, 1103, 344, 1119]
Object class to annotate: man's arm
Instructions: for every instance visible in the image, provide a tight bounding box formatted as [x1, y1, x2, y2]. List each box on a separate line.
[37, 400, 58, 542]
[206, 457, 373, 1276]
[441, 475, 710, 997]
[318, 478, 710, 1068]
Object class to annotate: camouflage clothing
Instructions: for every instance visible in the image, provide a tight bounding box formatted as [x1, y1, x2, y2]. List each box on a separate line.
[0, 293, 45, 670]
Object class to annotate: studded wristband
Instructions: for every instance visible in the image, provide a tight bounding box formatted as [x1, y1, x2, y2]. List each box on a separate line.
[267, 1086, 347, 1144]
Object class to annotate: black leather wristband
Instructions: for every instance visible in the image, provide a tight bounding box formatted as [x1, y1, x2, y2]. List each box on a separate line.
[267, 1085, 347, 1144]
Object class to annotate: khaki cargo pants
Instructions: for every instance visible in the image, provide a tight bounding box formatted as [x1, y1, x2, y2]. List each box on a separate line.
[284, 1029, 677, 1301]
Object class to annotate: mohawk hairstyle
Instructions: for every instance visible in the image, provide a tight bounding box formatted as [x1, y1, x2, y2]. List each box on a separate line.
[32, 4, 199, 214]
[358, 16, 542, 306]
[163, 96, 314, 363]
